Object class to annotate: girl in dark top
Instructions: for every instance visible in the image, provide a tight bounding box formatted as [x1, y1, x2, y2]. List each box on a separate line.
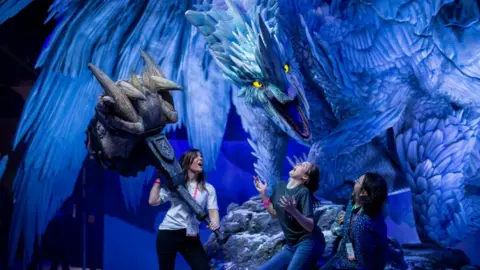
[254, 161, 325, 270]
[322, 172, 389, 270]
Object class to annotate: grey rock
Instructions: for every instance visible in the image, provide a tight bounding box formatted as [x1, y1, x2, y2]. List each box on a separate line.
[227, 203, 240, 214]
[313, 201, 344, 231]
[205, 197, 347, 269]
[329, 210, 344, 237]
[205, 196, 475, 270]
[223, 222, 243, 233]
[247, 212, 273, 233]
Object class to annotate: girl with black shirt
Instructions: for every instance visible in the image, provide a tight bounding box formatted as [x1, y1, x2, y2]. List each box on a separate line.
[254, 161, 325, 270]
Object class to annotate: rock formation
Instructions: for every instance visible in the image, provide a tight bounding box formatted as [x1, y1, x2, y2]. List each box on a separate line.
[204, 196, 477, 270]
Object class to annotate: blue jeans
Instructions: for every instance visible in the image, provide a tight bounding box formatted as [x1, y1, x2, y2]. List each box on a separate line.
[258, 238, 324, 270]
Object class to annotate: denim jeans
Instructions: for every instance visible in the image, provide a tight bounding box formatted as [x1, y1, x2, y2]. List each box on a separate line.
[258, 238, 324, 270]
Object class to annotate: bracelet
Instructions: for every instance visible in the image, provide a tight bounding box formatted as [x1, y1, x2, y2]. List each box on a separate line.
[154, 180, 161, 185]
[261, 199, 271, 207]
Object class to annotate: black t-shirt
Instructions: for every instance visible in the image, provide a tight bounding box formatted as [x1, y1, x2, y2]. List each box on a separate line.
[271, 181, 314, 245]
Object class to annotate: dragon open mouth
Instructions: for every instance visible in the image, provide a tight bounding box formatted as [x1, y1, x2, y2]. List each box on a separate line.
[270, 97, 310, 139]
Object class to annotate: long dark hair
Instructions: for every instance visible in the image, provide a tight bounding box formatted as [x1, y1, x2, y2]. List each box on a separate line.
[179, 149, 206, 191]
[305, 164, 320, 193]
[359, 172, 388, 217]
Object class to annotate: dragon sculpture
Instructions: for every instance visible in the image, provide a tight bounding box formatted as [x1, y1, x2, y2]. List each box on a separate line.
[183, 0, 480, 247]
[1, 0, 479, 264]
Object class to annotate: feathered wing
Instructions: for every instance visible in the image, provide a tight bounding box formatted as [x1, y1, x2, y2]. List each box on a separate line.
[179, 25, 232, 172]
[324, 0, 480, 245]
[0, 0, 33, 24]
[311, 0, 480, 112]
[116, 0, 233, 209]
[6, 1, 138, 264]
[417, 0, 480, 106]
[369, 0, 480, 107]
[0, 0, 231, 264]
[120, 168, 157, 212]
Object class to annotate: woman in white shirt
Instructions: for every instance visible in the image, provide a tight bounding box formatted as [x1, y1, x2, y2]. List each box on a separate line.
[148, 149, 220, 270]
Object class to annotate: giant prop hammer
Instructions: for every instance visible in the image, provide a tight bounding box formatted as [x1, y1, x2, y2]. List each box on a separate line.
[84, 51, 225, 244]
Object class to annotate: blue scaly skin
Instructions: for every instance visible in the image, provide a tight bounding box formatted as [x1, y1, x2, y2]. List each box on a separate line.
[187, 0, 480, 246]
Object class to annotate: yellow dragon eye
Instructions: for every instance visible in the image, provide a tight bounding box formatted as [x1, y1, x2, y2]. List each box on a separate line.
[284, 64, 290, 73]
[253, 81, 263, 88]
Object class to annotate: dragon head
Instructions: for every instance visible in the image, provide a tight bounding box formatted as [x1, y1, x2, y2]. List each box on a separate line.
[186, 0, 311, 144]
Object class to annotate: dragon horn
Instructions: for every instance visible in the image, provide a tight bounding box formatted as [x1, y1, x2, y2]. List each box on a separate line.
[151, 76, 183, 91]
[140, 49, 165, 78]
[88, 64, 139, 122]
[117, 80, 146, 100]
[138, 50, 182, 91]
[129, 69, 142, 91]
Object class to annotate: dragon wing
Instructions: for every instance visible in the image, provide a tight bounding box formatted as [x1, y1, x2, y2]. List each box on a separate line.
[0, 0, 231, 264]
[0, 0, 32, 24]
[276, 0, 480, 117]
[309, 0, 480, 110]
